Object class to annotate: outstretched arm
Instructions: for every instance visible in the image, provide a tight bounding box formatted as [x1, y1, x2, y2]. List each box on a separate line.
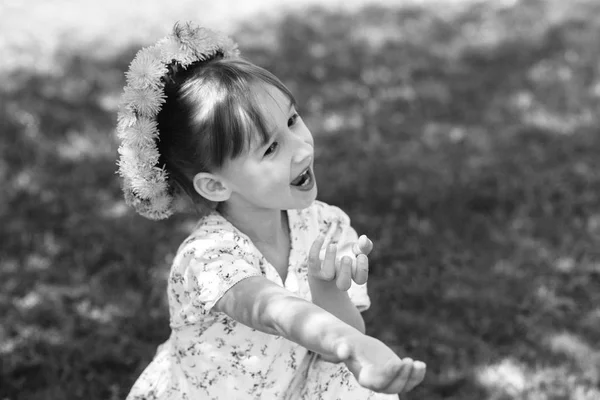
[212, 273, 426, 394]
[214, 274, 357, 351]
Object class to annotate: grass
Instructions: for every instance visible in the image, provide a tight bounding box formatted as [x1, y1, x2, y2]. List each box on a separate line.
[2, 1, 600, 399]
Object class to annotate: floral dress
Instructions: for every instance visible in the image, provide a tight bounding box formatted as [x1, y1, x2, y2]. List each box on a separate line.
[127, 200, 398, 400]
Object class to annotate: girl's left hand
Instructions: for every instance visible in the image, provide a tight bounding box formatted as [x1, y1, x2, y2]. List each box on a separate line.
[308, 234, 373, 291]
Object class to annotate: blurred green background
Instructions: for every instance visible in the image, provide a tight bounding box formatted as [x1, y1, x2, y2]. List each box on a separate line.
[2, 0, 600, 399]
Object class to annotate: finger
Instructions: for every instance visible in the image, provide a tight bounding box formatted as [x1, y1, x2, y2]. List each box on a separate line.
[359, 235, 374, 255]
[353, 253, 369, 285]
[397, 358, 415, 393]
[352, 235, 373, 256]
[360, 359, 402, 392]
[404, 360, 426, 392]
[321, 243, 337, 281]
[336, 256, 353, 291]
[382, 358, 413, 394]
[308, 235, 325, 276]
[342, 347, 362, 374]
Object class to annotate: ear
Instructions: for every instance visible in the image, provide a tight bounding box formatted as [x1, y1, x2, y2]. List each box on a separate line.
[193, 172, 231, 203]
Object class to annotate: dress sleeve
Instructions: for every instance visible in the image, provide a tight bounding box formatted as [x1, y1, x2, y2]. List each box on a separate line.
[317, 202, 372, 312]
[169, 224, 263, 322]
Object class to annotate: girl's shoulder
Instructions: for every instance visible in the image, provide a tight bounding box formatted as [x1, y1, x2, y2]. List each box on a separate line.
[175, 212, 256, 260]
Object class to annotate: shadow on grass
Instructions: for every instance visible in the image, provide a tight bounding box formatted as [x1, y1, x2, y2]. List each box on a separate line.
[0, 49, 194, 399]
[2, 1, 600, 399]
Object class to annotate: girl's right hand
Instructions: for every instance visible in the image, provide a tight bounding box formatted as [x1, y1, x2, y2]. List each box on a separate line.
[308, 234, 372, 291]
[331, 333, 426, 394]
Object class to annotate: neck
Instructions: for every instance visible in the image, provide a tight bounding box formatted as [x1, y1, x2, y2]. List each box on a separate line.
[219, 202, 288, 247]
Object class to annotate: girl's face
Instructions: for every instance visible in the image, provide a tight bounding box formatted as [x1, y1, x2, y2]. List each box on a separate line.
[217, 83, 317, 212]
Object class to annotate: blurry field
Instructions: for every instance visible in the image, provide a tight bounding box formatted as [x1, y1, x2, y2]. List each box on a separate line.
[2, 0, 600, 399]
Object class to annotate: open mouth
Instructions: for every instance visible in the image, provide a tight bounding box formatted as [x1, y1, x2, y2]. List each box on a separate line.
[290, 167, 313, 188]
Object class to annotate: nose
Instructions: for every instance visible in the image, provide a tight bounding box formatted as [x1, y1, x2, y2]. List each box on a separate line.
[292, 139, 313, 166]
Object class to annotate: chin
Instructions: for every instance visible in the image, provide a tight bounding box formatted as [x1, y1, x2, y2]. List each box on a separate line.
[297, 186, 318, 209]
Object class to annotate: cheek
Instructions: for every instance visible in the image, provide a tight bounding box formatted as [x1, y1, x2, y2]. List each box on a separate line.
[265, 166, 288, 184]
[246, 164, 286, 187]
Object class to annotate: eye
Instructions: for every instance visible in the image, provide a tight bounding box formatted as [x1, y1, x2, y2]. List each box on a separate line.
[264, 141, 279, 156]
[288, 113, 299, 127]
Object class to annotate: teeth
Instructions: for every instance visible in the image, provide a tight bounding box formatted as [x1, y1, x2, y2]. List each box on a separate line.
[298, 173, 308, 186]
[292, 169, 309, 186]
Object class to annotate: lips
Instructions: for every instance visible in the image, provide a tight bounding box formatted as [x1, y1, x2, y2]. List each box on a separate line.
[291, 167, 309, 185]
[290, 166, 315, 190]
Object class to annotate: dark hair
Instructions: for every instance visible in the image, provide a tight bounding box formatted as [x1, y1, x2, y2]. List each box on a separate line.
[156, 56, 296, 214]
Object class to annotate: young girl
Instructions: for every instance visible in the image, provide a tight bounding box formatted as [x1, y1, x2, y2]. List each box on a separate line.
[117, 22, 426, 399]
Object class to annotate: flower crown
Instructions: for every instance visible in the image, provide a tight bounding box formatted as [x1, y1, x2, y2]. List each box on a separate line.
[115, 22, 240, 220]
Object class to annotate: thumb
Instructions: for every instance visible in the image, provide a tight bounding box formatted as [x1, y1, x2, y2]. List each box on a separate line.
[353, 235, 373, 256]
[308, 235, 326, 275]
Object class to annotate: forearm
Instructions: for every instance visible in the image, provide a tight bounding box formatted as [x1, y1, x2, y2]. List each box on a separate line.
[214, 276, 362, 360]
[308, 277, 365, 334]
[266, 292, 362, 358]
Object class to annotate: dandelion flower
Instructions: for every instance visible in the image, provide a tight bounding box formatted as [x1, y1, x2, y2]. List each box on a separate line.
[116, 146, 139, 178]
[144, 191, 173, 219]
[123, 86, 165, 117]
[117, 105, 137, 131]
[159, 36, 196, 67]
[131, 170, 168, 199]
[151, 192, 172, 212]
[121, 117, 159, 149]
[116, 22, 241, 220]
[126, 47, 168, 89]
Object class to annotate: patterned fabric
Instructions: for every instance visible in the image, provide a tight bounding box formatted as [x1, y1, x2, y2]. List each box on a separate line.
[127, 201, 395, 399]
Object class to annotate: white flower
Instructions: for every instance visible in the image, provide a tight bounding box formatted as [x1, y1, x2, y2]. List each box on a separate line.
[211, 31, 240, 58]
[116, 105, 137, 131]
[120, 117, 159, 148]
[129, 188, 173, 220]
[140, 145, 161, 169]
[126, 47, 168, 89]
[122, 86, 165, 117]
[159, 36, 196, 67]
[178, 25, 240, 61]
[174, 22, 202, 50]
[130, 169, 168, 199]
[144, 193, 173, 220]
[151, 192, 172, 212]
[123, 182, 172, 220]
[116, 22, 241, 220]
[116, 145, 139, 178]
